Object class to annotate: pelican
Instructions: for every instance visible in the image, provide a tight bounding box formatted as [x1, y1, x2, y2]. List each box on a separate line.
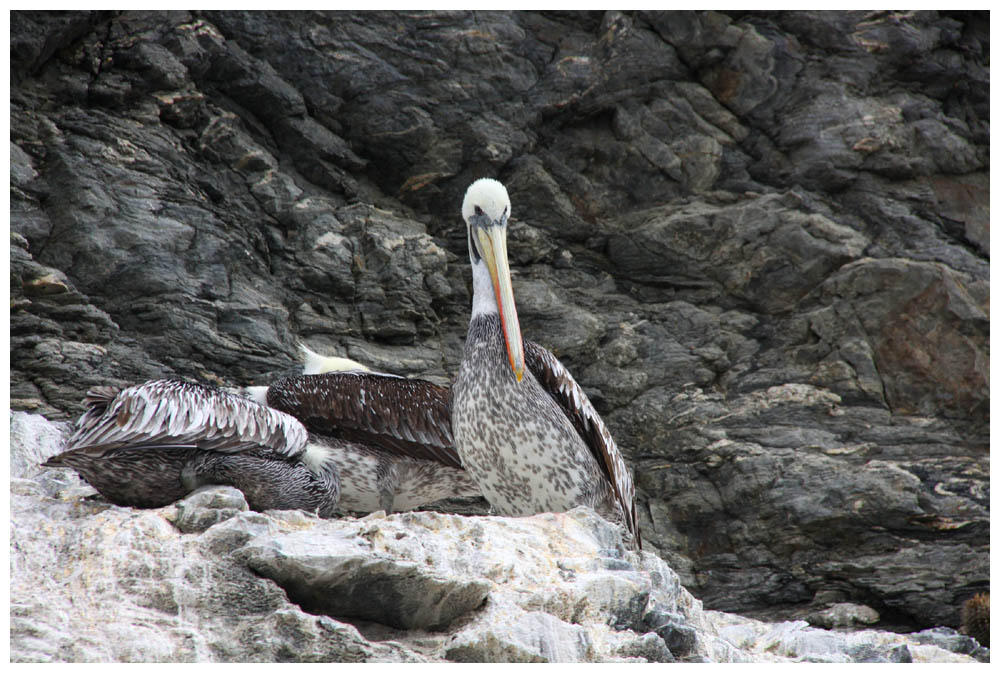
[452, 178, 641, 547]
[43, 380, 341, 517]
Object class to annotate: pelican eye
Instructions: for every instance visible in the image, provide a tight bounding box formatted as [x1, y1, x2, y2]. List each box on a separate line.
[474, 205, 484, 216]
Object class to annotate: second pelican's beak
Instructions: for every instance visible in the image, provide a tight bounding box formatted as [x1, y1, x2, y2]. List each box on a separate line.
[476, 222, 524, 382]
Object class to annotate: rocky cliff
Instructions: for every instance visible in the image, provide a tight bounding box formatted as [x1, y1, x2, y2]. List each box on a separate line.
[10, 8, 988, 647]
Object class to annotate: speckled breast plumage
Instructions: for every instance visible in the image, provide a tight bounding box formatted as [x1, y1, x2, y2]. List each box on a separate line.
[321, 439, 480, 513]
[453, 314, 618, 520]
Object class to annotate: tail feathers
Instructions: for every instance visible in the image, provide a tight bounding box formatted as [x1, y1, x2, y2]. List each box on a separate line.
[41, 454, 67, 467]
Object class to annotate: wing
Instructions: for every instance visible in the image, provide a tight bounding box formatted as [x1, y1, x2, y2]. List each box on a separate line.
[524, 341, 641, 546]
[265, 372, 462, 469]
[55, 380, 308, 460]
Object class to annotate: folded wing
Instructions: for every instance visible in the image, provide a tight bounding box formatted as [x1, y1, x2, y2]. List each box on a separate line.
[265, 372, 461, 470]
[59, 380, 308, 459]
[524, 341, 641, 546]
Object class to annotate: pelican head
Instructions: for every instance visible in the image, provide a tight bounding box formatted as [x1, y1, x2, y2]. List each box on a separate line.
[462, 178, 524, 382]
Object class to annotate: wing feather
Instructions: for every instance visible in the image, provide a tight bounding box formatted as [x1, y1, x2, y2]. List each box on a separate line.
[524, 341, 641, 546]
[265, 372, 461, 469]
[63, 380, 308, 460]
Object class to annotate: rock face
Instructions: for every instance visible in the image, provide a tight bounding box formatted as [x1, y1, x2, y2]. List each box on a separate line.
[10, 9, 988, 636]
[9, 413, 987, 663]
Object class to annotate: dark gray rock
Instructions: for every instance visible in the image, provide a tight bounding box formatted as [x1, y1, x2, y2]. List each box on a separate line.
[910, 626, 990, 663]
[806, 602, 880, 630]
[614, 632, 675, 662]
[10, 9, 987, 636]
[889, 644, 914, 663]
[643, 607, 699, 658]
[167, 486, 250, 534]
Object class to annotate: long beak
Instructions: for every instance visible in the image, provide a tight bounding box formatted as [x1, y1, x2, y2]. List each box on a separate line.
[476, 224, 525, 382]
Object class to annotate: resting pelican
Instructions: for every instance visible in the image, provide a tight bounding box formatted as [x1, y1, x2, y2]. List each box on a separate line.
[43, 380, 341, 517]
[452, 178, 641, 547]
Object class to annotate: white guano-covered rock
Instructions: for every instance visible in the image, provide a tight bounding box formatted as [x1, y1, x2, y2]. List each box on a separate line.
[10, 412, 985, 663]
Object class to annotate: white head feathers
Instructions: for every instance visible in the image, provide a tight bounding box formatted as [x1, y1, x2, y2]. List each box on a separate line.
[462, 178, 511, 224]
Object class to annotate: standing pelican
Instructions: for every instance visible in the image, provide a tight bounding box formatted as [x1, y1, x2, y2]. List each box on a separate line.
[43, 380, 341, 517]
[452, 178, 640, 547]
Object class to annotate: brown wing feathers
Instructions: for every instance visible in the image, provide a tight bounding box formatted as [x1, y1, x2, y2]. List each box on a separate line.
[57, 380, 308, 459]
[266, 373, 462, 469]
[524, 341, 641, 546]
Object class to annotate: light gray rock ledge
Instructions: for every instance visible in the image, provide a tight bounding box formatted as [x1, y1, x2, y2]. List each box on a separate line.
[10, 412, 986, 663]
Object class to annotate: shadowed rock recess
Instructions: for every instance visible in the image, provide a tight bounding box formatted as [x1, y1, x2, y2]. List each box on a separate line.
[10, 9, 988, 662]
